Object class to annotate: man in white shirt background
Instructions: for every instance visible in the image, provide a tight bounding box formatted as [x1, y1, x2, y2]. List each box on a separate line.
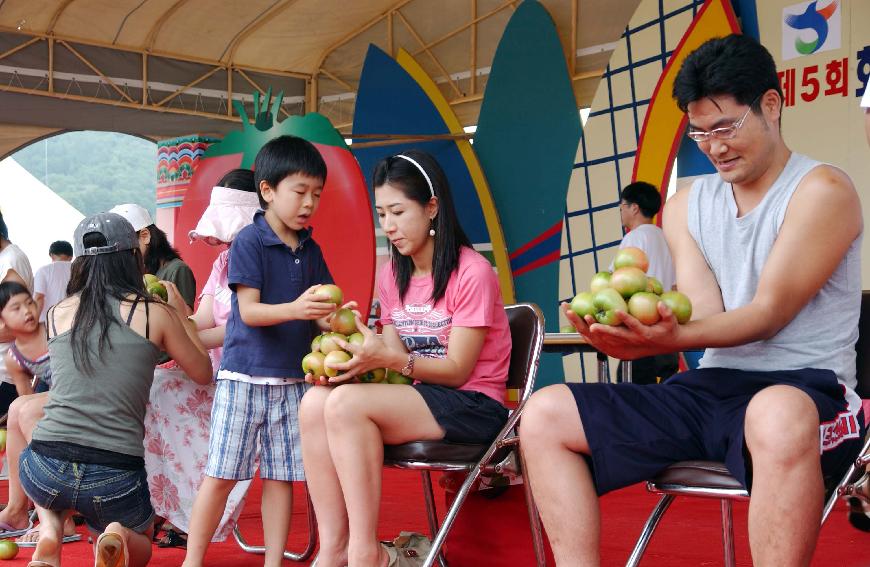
[33, 240, 73, 323]
[613, 181, 677, 384]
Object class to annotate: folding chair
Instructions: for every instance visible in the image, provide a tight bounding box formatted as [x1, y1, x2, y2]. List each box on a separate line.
[626, 290, 870, 567]
[232, 484, 317, 561]
[382, 302, 546, 567]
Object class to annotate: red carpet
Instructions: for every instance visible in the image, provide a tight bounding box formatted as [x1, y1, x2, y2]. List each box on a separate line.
[4, 473, 870, 566]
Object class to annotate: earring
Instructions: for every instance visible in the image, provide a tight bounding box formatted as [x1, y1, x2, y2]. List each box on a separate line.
[429, 228, 436, 237]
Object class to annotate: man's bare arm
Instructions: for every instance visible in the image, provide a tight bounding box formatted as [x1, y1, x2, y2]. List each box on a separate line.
[575, 167, 861, 358]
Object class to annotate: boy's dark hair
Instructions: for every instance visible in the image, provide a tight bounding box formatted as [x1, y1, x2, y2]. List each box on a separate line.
[0, 210, 8, 240]
[673, 34, 783, 116]
[371, 150, 472, 303]
[143, 225, 182, 275]
[621, 182, 662, 219]
[49, 240, 74, 257]
[0, 281, 31, 312]
[217, 168, 256, 193]
[253, 136, 328, 209]
[67, 231, 152, 373]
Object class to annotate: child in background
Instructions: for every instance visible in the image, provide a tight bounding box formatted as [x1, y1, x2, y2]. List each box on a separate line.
[0, 282, 81, 546]
[182, 136, 349, 567]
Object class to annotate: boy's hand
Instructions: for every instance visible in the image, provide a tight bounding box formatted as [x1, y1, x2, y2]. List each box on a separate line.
[291, 285, 337, 320]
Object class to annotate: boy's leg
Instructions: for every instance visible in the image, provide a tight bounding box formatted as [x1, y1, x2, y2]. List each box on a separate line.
[259, 382, 309, 567]
[182, 476, 238, 567]
[519, 385, 600, 567]
[322, 384, 443, 567]
[299, 386, 348, 567]
[183, 380, 261, 567]
[743, 385, 833, 567]
[261, 480, 293, 567]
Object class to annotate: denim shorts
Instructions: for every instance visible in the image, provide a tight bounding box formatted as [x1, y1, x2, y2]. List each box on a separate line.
[19, 446, 155, 534]
[413, 384, 509, 444]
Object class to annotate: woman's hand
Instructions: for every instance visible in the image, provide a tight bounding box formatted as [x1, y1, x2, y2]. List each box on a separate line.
[161, 280, 189, 316]
[323, 300, 361, 330]
[324, 314, 402, 384]
[562, 301, 681, 360]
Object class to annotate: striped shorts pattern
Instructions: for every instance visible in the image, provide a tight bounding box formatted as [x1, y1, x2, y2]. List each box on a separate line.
[205, 379, 309, 481]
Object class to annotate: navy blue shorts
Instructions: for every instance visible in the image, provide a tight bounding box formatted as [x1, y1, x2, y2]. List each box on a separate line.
[567, 367, 865, 495]
[413, 384, 508, 444]
[19, 446, 155, 534]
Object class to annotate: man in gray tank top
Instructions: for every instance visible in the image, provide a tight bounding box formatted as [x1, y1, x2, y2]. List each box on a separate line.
[520, 34, 865, 566]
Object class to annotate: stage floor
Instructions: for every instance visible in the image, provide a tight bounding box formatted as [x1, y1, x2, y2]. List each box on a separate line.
[4, 470, 870, 566]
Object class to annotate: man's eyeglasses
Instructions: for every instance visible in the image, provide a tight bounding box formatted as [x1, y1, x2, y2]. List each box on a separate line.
[686, 96, 761, 143]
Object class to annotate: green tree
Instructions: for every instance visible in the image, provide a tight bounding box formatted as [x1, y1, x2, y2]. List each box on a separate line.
[12, 131, 157, 217]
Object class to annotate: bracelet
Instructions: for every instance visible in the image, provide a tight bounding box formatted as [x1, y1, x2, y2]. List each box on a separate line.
[400, 351, 420, 377]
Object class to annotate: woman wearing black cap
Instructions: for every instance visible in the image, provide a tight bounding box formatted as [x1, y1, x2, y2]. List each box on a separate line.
[18, 212, 212, 567]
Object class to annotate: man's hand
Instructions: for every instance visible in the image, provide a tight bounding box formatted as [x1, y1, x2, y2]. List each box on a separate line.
[563, 301, 682, 360]
[290, 285, 338, 321]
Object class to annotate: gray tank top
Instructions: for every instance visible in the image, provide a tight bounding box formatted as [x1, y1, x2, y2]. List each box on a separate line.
[33, 296, 161, 457]
[687, 153, 862, 395]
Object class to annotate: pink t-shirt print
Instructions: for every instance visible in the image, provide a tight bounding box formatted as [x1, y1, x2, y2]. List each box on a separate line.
[377, 247, 511, 403]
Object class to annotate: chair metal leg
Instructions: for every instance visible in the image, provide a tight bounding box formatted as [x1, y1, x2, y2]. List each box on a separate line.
[420, 471, 448, 567]
[625, 494, 675, 567]
[597, 352, 610, 384]
[721, 500, 736, 567]
[519, 449, 547, 567]
[421, 465, 487, 567]
[828, 434, 870, 524]
[233, 483, 317, 561]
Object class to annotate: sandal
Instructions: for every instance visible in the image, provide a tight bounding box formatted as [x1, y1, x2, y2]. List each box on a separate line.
[155, 528, 187, 549]
[95, 532, 128, 567]
[151, 517, 166, 542]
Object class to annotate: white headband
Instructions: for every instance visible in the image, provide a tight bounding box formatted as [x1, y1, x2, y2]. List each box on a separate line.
[395, 154, 435, 199]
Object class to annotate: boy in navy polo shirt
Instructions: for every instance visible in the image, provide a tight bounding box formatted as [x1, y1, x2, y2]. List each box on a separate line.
[183, 136, 338, 567]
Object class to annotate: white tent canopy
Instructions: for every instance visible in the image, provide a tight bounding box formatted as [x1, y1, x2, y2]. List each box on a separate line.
[0, 157, 84, 272]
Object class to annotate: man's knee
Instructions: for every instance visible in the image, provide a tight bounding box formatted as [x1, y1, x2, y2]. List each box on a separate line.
[745, 385, 819, 460]
[520, 385, 587, 452]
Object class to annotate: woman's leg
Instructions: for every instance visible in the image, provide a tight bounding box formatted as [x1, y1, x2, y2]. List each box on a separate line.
[323, 384, 444, 567]
[30, 506, 70, 566]
[98, 521, 154, 567]
[0, 394, 44, 530]
[299, 387, 348, 567]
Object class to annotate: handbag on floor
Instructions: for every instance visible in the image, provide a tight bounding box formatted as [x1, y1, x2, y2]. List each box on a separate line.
[383, 532, 432, 566]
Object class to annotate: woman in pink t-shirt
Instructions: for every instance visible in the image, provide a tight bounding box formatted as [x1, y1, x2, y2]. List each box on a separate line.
[300, 150, 511, 567]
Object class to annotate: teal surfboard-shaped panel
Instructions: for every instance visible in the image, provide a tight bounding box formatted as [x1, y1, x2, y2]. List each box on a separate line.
[475, 0, 582, 388]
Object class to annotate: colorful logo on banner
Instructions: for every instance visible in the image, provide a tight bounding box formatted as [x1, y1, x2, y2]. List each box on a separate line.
[782, 0, 840, 60]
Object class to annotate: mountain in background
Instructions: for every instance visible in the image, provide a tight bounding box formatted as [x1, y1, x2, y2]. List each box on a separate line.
[12, 131, 157, 217]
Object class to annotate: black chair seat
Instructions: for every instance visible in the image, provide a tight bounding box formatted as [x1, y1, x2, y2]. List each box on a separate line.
[651, 460, 746, 492]
[384, 440, 488, 464]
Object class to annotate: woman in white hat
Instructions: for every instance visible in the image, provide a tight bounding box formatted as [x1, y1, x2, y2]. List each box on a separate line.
[143, 170, 260, 549]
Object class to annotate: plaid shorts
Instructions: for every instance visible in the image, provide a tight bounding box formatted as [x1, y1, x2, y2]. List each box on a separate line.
[205, 379, 309, 481]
